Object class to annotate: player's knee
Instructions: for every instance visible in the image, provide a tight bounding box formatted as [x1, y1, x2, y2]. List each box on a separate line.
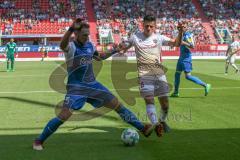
[185, 74, 191, 79]
[144, 97, 154, 104]
[105, 97, 120, 110]
[158, 96, 169, 108]
[57, 107, 72, 121]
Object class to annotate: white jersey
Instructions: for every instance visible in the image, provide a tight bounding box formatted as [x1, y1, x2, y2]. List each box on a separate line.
[129, 31, 171, 77]
[228, 41, 240, 55]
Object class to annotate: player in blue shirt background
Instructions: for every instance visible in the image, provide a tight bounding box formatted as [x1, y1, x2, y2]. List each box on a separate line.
[171, 23, 211, 97]
[33, 19, 154, 150]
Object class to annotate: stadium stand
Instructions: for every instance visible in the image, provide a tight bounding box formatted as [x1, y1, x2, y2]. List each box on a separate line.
[0, 0, 87, 35]
[92, 0, 212, 45]
[199, 0, 240, 43]
[0, 0, 239, 45]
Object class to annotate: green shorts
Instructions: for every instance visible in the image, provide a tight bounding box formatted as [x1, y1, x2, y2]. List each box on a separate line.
[7, 54, 15, 61]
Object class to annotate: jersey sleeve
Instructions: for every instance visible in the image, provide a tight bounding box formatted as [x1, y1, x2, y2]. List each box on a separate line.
[5, 44, 9, 52]
[128, 35, 135, 45]
[62, 41, 73, 52]
[125, 34, 135, 49]
[92, 43, 97, 53]
[186, 34, 195, 47]
[157, 34, 172, 45]
[63, 42, 75, 62]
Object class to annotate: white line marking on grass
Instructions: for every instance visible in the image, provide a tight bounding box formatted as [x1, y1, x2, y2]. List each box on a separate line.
[0, 74, 66, 78]
[0, 87, 240, 94]
[0, 91, 56, 94]
[179, 87, 240, 90]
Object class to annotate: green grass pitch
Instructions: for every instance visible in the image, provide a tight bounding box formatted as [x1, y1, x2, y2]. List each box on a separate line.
[0, 60, 239, 160]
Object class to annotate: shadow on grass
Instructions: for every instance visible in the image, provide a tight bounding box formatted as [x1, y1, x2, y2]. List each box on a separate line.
[0, 126, 240, 160]
[0, 97, 119, 122]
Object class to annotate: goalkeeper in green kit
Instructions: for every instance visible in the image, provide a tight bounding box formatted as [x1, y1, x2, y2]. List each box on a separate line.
[4, 38, 18, 72]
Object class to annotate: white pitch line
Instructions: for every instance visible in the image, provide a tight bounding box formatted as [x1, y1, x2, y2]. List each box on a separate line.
[0, 91, 56, 94]
[0, 74, 66, 78]
[0, 87, 240, 94]
[176, 87, 240, 90]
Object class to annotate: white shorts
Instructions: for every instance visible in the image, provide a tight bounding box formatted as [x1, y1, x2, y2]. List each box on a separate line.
[226, 54, 236, 64]
[139, 75, 170, 98]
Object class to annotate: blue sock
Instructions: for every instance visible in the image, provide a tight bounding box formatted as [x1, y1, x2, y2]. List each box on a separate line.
[186, 75, 206, 87]
[174, 72, 181, 93]
[37, 117, 63, 143]
[116, 105, 144, 131]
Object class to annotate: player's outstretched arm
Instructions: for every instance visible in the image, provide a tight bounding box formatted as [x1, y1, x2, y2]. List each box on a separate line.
[93, 44, 121, 61]
[118, 41, 133, 53]
[60, 26, 74, 51]
[60, 18, 82, 52]
[234, 48, 240, 54]
[226, 46, 230, 56]
[174, 23, 184, 47]
[181, 40, 194, 49]
[167, 22, 184, 47]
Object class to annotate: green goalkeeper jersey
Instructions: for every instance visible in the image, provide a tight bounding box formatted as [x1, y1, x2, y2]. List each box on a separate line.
[5, 42, 17, 55]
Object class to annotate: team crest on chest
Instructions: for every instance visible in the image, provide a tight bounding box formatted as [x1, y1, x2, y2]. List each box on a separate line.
[87, 48, 92, 54]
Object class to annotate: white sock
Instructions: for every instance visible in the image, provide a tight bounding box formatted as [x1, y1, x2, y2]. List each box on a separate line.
[160, 108, 168, 122]
[231, 63, 239, 71]
[146, 104, 158, 125]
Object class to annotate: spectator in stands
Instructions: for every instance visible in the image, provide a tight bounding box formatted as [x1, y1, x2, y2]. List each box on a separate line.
[0, 0, 15, 9]
[199, 0, 240, 41]
[0, 0, 88, 35]
[93, 0, 210, 45]
[33, 39, 39, 45]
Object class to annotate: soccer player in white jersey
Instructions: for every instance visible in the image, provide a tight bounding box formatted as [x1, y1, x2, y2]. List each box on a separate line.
[119, 15, 184, 136]
[225, 36, 240, 74]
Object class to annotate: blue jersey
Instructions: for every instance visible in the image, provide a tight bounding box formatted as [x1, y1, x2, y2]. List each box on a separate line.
[65, 41, 97, 86]
[179, 32, 194, 62]
[62, 41, 115, 110]
[176, 32, 195, 72]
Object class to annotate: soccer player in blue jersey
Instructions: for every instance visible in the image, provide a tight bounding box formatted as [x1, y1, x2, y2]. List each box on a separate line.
[171, 23, 211, 97]
[33, 19, 154, 150]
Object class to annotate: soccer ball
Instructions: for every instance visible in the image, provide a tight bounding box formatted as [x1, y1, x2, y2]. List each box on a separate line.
[121, 128, 139, 146]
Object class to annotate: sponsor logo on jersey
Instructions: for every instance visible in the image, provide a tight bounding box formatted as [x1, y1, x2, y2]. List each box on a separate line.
[87, 48, 92, 54]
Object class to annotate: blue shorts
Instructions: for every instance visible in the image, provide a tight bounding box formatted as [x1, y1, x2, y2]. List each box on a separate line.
[64, 81, 115, 110]
[176, 60, 192, 73]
